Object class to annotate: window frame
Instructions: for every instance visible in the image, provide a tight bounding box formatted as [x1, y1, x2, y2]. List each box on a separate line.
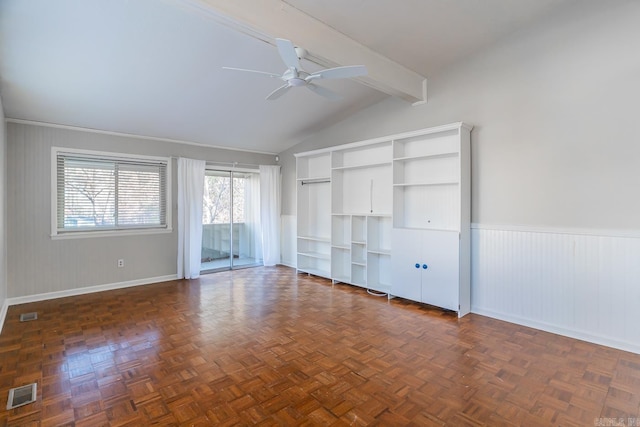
[51, 147, 172, 239]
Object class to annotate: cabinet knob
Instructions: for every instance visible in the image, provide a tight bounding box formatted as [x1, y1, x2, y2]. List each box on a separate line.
[415, 263, 420, 269]
[422, 264, 428, 269]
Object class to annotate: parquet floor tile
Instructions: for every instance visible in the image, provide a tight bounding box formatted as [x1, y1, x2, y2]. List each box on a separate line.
[1, 265, 640, 425]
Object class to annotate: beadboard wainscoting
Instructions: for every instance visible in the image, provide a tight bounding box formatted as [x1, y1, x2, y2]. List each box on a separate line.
[280, 214, 297, 268]
[471, 224, 640, 354]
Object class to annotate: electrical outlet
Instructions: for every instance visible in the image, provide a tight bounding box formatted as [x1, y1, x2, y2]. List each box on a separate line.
[117, 259, 124, 268]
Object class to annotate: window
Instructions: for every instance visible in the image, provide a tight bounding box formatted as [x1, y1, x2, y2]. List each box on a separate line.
[53, 148, 170, 236]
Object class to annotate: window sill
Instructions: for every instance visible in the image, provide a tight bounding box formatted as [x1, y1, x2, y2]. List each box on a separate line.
[51, 227, 173, 240]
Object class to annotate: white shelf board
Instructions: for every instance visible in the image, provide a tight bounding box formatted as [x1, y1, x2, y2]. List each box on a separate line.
[393, 152, 458, 162]
[393, 180, 459, 187]
[351, 261, 367, 267]
[331, 161, 391, 171]
[297, 251, 331, 260]
[393, 226, 460, 233]
[351, 240, 366, 245]
[297, 235, 331, 243]
[331, 244, 350, 250]
[367, 249, 391, 256]
[332, 212, 392, 216]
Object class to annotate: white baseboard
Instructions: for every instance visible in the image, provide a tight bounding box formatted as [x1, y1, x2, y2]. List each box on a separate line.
[472, 306, 640, 355]
[6, 274, 178, 307]
[279, 260, 296, 269]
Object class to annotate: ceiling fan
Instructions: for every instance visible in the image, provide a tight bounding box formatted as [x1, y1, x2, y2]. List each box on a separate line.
[223, 38, 368, 101]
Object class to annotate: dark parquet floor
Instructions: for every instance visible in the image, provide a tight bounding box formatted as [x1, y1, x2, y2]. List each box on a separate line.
[1, 266, 639, 426]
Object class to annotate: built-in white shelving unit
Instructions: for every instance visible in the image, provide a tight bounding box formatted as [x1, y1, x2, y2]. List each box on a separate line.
[295, 122, 471, 316]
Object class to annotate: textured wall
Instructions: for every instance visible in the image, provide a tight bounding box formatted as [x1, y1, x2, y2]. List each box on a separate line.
[6, 122, 276, 298]
[0, 98, 6, 319]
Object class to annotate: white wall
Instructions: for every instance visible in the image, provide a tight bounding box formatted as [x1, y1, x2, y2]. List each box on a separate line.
[278, 1, 640, 352]
[0, 97, 7, 329]
[6, 122, 276, 300]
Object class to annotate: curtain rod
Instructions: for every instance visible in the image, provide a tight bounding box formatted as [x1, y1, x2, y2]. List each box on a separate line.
[170, 157, 263, 168]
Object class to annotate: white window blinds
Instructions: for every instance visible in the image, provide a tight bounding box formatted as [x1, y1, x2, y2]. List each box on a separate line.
[56, 153, 168, 233]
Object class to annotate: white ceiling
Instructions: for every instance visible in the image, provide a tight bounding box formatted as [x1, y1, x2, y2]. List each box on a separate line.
[0, 0, 572, 154]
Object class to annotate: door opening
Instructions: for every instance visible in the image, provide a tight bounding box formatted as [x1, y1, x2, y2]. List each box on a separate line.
[201, 169, 262, 272]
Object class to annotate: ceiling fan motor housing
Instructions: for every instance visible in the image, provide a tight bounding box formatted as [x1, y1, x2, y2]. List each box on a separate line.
[294, 46, 307, 60]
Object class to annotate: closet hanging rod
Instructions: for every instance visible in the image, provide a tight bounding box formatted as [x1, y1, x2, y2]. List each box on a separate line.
[301, 179, 330, 185]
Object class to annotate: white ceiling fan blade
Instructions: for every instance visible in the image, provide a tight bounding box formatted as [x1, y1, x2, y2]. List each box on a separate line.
[222, 67, 281, 79]
[306, 84, 342, 101]
[266, 84, 291, 101]
[306, 65, 368, 82]
[275, 38, 300, 70]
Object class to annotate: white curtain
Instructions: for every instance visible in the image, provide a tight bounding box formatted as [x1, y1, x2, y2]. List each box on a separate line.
[177, 157, 206, 279]
[259, 165, 281, 266]
[243, 173, 263, 263]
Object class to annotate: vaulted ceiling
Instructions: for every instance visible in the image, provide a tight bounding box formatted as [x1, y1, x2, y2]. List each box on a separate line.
[0, 0, 572, 154]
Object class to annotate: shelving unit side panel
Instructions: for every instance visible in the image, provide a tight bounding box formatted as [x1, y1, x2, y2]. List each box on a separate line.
[458, 128, 472, 316]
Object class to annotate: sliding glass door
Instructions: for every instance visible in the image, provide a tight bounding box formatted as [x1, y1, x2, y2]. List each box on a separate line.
[201, 170, 262, 272]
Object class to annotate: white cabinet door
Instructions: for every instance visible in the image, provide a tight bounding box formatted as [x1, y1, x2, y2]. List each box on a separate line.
[391, 228, 422, 301]
[392, 229, 460, 312]
[421, 230, 460, 311]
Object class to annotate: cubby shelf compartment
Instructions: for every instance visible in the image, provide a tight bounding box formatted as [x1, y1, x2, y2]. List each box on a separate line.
[351, 264, 367, 287]
[331, 245, 350, 284]
[367, 251, 391, 293]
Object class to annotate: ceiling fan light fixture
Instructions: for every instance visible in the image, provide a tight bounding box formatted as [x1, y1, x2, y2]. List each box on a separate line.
[288, 77, 307, 87]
